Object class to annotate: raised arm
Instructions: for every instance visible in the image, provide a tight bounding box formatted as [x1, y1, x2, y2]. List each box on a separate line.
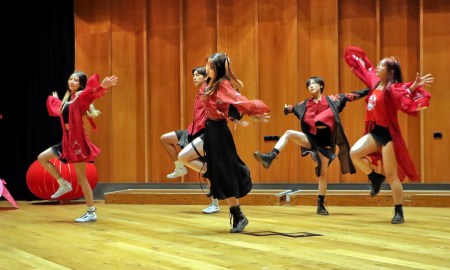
[344, 46, 380, 90]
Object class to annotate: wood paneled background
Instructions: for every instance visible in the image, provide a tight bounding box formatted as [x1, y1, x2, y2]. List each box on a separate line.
[74, 0, 450, 184]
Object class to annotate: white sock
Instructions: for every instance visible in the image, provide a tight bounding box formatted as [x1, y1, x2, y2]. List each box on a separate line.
[174, 160, 184, 168]
[212, 198, 219, 206]
[87, 206, 96, 212]
[57, 178, 66, 184]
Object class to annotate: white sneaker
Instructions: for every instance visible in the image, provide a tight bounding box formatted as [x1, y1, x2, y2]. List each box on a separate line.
[202, 203, 220, 214]
[167, 166, 188, 179]
[75, 211, 97, 223]
[51, 180, 73, 199]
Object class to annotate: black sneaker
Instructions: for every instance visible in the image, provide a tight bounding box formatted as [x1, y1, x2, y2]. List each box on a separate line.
[317, 205, 329, 215]
[230, 215, 249, 233]
[391, 212, 404, 224]
[253, 152, 275, 169]
[368, 172, 386, 197]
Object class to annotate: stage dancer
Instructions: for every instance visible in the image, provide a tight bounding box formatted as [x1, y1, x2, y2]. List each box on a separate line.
[254, 76, 369, 215]
[38, 71, 118, 222]
[202, 52, 270, 233]
[179, 104, 247, 214]
[160, 66, 208, 179]
[345, 46, 432, 224]
[160, 66, 222, 214]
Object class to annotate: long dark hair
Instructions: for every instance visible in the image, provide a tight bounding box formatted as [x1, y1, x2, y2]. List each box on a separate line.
[204, 52, 243, 95]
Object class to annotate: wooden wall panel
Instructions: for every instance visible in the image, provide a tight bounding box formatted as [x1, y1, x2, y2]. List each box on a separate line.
[110, 0, 147, 182]
[423, 0, 450, 182]
[147, 0, 182, 181]
[75, 0, 112, 183]
[257, 0, 299, 183]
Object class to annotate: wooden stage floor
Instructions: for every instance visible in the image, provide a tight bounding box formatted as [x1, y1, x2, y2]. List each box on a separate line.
[1, 199, 450, 269]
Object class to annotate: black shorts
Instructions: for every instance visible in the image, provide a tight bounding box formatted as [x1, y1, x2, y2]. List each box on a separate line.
[370, 124, 392, 146]
[51, 142, 68, 163]
[175, 129, 205, 149]
[175, 129, 189, 148]
[311, 127, 332, 148]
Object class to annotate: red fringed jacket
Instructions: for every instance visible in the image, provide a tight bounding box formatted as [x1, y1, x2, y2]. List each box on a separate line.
[344, 46, 431, 181]
[47, 74, 107, 163]
[203, 80, 270, 120]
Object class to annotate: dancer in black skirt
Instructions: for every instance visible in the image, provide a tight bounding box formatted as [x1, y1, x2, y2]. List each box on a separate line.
[202, 52, 270, 233]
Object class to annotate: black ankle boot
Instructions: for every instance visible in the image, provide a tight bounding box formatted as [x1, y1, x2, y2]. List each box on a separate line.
[368, 171, 386, 197]
[391, 205, 404, 224]
[317, 198, 329, 215]
[253, 151, 276, 169]
[229, 205, 249, 233]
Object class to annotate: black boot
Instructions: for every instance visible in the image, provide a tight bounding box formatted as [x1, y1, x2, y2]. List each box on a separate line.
[229, 205, 249, 233]
[253, 151, 276, 169]
[391, 205, 404, 224]
[368, 171, 386, 197]
[317, 196, 329, 215]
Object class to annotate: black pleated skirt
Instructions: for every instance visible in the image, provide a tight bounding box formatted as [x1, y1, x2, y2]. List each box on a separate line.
[203, 119, 252, 200]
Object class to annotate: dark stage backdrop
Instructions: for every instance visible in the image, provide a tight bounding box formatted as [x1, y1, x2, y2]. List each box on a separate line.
[0, 1, 75, 200]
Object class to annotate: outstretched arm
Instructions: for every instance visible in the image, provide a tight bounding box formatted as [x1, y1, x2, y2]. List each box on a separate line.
[390, 73, 433, 113]
[46, 91, 62, 117]
[344, 46, 380, 90]
[78, 74, 119, 112]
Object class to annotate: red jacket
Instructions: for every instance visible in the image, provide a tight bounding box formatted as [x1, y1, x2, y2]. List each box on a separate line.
[47, 74, 107, 163]
[344, 46, 431, 181]
[187, 84, 207, 135]
[203, 80, 270, 120]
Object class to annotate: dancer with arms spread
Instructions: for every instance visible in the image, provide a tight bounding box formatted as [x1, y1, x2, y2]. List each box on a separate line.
[254, 76, 369, 215]
[345, 46, 432, 224]
[38, 71, 118, 222]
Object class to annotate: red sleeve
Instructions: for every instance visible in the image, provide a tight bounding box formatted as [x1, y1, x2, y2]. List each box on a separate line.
[389, 82, 431, 114]
[77, 74, 108, 112]
[217, 81, 270, 115]
[344, 46, 380, 90]
[46, 96, 61, 117]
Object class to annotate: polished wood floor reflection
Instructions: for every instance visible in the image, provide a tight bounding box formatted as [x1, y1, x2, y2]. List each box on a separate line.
[1, 201, 449, 270]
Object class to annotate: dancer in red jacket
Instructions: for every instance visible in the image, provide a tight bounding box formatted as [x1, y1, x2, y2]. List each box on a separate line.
[38, 71, 118, 222]
[202, 52, 270, 233]
[345, 46, 432, 224]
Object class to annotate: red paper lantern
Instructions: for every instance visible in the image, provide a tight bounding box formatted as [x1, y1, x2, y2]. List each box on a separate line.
[26, 158, 98, 200]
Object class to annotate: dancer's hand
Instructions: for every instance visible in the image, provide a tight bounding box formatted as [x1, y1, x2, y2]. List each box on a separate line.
[251, 113, 270, 123]
[52, 91, 59, 98]
[410, 73, 434, 91]
[101, 75, 119, 88]
[233, 119, 249, 130]
[283, 104, 293, 115]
